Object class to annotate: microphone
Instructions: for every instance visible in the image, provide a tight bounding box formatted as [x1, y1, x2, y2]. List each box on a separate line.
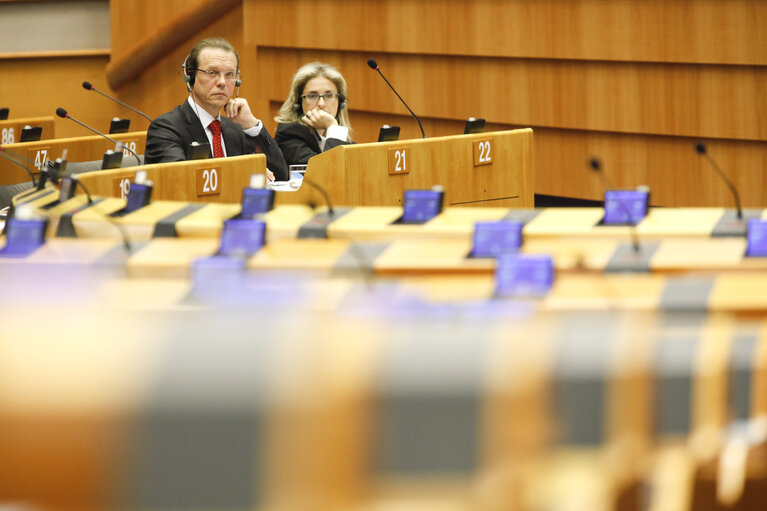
[49, 173, 132, 253]
[56, 108, 142, 167]
[82, 81, 152, 123]
[0, 146, 37, 187]
[69, 174, 132, 252]
[695, 142, 742, 221]
[302, 176, 335, 217]
[589, 157, 640, 253]
[366, 58, 426, 139]
[589, 157, 615, 190]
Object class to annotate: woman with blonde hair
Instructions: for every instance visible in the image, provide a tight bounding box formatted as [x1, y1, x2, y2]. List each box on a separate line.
[274, 62, 353, 165]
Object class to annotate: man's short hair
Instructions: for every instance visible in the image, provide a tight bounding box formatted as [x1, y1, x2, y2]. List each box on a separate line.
[187, 38, 239, 71]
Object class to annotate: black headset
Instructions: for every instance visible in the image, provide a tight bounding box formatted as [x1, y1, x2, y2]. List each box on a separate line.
[182, 53, 242, 90]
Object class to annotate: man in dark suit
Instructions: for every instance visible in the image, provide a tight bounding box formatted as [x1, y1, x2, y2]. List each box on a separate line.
[144, 38, 288, 181]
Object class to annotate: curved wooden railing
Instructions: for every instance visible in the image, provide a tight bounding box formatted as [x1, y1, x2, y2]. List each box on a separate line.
[105, 0, 240, 90]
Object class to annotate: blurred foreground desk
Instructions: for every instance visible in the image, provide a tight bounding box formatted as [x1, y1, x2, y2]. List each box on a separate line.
[0, 267, 765, 510]
[3, 192, 767, 511]
[14, 187, 766, 278]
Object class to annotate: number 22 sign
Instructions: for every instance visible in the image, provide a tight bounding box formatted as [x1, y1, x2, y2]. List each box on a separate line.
[473, 139, 494, 166]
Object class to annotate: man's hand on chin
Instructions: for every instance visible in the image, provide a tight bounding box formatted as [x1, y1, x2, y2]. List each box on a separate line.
[226, 98, 259, 129]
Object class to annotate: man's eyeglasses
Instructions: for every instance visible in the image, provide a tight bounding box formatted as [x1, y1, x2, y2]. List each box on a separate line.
[193, 68, 240, 82]
[301, 93, 340, 104]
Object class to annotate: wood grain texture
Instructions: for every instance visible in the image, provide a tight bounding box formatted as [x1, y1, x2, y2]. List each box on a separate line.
[110, 0, 195, 59]
[242, 1, 767, 206]
[256, 48, 767, 142]
[106, 0, 240, 90]
[0, 117, 55, 143]
[76, 154, 265, 203]
[245, 0, 767, 66]
[277, 129, 533, 208]
[0, 132, 147, 185]
[113, 4, 249, 125]
[17, 0, 762, 207]
[0, 49, 110, 59]
[0, 55, 131, 139]
[271, 109, 767, 208]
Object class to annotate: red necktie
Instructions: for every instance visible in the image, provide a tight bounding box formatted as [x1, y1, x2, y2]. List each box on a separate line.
[209, 119, 224, 158]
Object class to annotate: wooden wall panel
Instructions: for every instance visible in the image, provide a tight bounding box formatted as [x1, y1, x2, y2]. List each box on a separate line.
[100, 0, 766, 207]
[110, 0, 194, 60]
[241, 0, 767, 207]
[115, 5, 249, 127]
[0, 54, 127, 140]
[245, 0, 767, 66]
[268, 106, 766, 208]
[256, 48, 767, 141]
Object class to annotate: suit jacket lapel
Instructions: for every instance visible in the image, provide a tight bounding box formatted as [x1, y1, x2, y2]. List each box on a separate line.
[220, 118, 243, 156]
[181, 101, 212, 156]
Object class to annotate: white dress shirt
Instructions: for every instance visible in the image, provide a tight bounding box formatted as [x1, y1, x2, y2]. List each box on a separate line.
[187, 96, 263, 157]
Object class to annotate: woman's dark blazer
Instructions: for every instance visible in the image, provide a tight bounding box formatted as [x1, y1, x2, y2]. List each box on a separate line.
[274, 122, 352, 166]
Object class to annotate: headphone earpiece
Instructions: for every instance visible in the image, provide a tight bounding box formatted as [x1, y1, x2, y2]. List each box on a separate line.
[338, 94, 346, 112]
[182, 54, 195, 89]
[294, 101, 303, 116]
[235, 76, 242, 87]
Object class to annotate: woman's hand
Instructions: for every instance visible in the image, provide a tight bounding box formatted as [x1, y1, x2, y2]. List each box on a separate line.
[302, 108, 337, 132]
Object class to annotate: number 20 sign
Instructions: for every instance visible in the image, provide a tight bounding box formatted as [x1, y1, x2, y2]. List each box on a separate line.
[197, 167, 221, 196]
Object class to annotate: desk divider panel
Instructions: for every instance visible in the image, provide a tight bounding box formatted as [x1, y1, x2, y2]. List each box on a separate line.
[0, 116, 55, 146]
[0, 131, 147, 185]
[276, 129, 534, 209]
[75, 154, 265, 204]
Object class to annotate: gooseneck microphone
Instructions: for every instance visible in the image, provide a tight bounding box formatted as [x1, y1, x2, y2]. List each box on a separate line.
[695, 142, 742, 221]
[302, 176, 335, 217]
[366, 58, 426, 139]
[589, 157, 640, 253]
[589, 157, 614, 190]
[65, 174, 132, 252]
[56, 108, 142, 167]
[82, 82, 152, 123]
[0, 146, 36, 187]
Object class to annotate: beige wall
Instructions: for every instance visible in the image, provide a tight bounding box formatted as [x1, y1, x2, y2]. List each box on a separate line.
[0, 1, 109, 53]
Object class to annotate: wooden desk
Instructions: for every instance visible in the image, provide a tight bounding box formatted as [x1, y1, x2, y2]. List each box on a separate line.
[276, 129, 534, 208]
[75, 154, 265, 203]
[13, 190, 767, 277]
[0, 116, 55, 145]
[0, 131, 146, 185]
[1, 229, 766, 510]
